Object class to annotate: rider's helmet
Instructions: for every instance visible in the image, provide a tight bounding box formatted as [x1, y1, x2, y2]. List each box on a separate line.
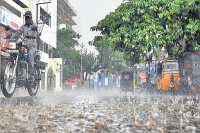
[24, 11, 32, 26]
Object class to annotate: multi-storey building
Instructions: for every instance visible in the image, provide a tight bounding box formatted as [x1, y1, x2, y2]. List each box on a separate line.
[56, 0, 77, 87]
[57, 0, 77, 29]
[0, 0, 62, 91]
[29, 0, 62, 91]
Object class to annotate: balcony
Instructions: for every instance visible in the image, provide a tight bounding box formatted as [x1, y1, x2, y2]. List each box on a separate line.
[58, 0, 77, 17]
[39, 24, 56, 48]
[39, 50, 49, 69]
[12, 0, 29, 8]
[39, 50, 48, 63]
[58, 15, 76, 26]
[66, 1, 77, 16]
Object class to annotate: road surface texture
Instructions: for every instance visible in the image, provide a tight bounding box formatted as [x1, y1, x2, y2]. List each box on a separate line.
[0, 88, 199, 133]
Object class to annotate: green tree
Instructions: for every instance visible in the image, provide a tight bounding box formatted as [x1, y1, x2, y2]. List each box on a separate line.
[63, 49, 80, 81]
[57, 28, 79, 48]
[89, 39, 130, 75]
[91, 0, 200, 63]
[81, 49, 97, 80]
[53, 28, 80, 81]
[107, 51, 130, 75]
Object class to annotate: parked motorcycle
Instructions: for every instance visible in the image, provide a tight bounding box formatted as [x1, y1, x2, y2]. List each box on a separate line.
[1, 25, 41, 98]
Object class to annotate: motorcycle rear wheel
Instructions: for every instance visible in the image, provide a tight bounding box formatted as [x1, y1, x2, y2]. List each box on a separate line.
[1, 59, 16, 98]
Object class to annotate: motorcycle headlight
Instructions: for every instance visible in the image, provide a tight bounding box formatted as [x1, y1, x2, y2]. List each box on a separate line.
[8, 42, 16, 49]
[176, 79, 179, 84]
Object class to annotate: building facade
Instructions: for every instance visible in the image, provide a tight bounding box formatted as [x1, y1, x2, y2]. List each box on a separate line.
[56, 0, 77, 88]
[29, 0, 62, 91]
[57, 0, 77, 29]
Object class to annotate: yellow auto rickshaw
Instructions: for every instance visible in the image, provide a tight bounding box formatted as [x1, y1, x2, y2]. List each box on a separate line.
[157, 59, 181, 91]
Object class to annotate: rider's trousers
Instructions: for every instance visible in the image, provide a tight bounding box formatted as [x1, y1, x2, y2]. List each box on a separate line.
[28, 47, 37, 73]
[24, 39, 37, 74]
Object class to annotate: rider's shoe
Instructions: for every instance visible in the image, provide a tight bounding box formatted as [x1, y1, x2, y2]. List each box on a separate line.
[35, 75, 41, 80]
[28, 74, 35, 81]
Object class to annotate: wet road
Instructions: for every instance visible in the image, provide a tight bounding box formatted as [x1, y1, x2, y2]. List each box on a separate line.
[0, 88, 199, 133]
[0, 88, 121, 106]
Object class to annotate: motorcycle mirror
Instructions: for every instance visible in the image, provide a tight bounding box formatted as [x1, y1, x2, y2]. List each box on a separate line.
[6, 36, 11, 39]
[31, 25, 37, 31]
[5, 25, 11, 31]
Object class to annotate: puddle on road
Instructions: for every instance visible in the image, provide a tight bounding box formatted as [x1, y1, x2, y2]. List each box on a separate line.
[0, 90, 199, 133]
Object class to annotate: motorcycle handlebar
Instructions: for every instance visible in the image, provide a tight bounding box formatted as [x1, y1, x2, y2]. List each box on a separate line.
[24, 36, 36, 39]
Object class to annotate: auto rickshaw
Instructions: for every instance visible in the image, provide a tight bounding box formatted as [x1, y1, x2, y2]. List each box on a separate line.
[120, 70, 136, 93]
[157, 59, 181, 91]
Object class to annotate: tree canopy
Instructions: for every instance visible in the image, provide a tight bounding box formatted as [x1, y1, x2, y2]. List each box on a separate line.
[91, 0, 200, 63]
[54, 28, 98, 81]
[54, 28, 80, 81]
[89, 39, 132, 75]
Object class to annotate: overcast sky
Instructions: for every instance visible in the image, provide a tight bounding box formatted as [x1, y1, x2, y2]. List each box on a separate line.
[68, 0, 123, 53]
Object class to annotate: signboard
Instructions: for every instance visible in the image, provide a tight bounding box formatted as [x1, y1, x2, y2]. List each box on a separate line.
[105, 78, 108, 86]
[138, 71, 147, 84]
[148, 60, 156, 73]
[65, 76, 78, 86]
[0, 6, 22, 30]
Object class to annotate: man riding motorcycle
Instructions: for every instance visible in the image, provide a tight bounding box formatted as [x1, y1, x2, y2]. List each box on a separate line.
[18, 11, 37, 80]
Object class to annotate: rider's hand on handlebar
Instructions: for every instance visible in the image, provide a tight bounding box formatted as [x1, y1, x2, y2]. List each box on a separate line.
[31, 34, 36, 38]
[24, 35, 36, 39]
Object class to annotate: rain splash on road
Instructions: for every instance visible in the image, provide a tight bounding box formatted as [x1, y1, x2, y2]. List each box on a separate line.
[0, 89, 199, 132]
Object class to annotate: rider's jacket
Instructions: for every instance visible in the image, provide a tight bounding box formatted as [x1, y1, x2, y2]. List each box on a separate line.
[19, 21, 37, 49]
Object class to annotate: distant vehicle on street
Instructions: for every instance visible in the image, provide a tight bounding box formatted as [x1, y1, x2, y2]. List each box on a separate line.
[156, 59, 181, 93]
[119, 70, 136, 93]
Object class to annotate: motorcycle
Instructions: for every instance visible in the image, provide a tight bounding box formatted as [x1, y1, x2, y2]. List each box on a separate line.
[1, 25, 41, 98]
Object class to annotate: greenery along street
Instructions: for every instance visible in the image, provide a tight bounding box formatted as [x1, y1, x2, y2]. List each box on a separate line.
[55, 0, 200, 83]
[90, 0, 200, 64]
[54, 28, 130, 83]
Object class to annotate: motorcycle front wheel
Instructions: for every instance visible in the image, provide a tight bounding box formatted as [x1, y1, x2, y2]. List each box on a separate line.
[1, 59, 16, 98]
[27, 65, 40, 96]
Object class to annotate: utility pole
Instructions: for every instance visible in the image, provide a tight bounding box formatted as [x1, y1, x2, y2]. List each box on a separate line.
[80, 43, 85, 82]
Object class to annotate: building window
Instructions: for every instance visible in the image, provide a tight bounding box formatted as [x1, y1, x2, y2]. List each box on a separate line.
[38, 39, 43, 51]
[43, 42, 49, 54]
[40, 7, 51, 27]
[39, 41, 49, 54]
[46, 16, 51, 27]
[49, 49, 53, 58]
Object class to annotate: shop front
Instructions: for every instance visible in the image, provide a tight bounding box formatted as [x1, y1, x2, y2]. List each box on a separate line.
[0, 6, 22, 30]
[0, 6, 22, 73]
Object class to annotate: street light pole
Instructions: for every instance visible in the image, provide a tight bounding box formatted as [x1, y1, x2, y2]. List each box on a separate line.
[80, 43, 85, 81]
[81, 55, 82, 80]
